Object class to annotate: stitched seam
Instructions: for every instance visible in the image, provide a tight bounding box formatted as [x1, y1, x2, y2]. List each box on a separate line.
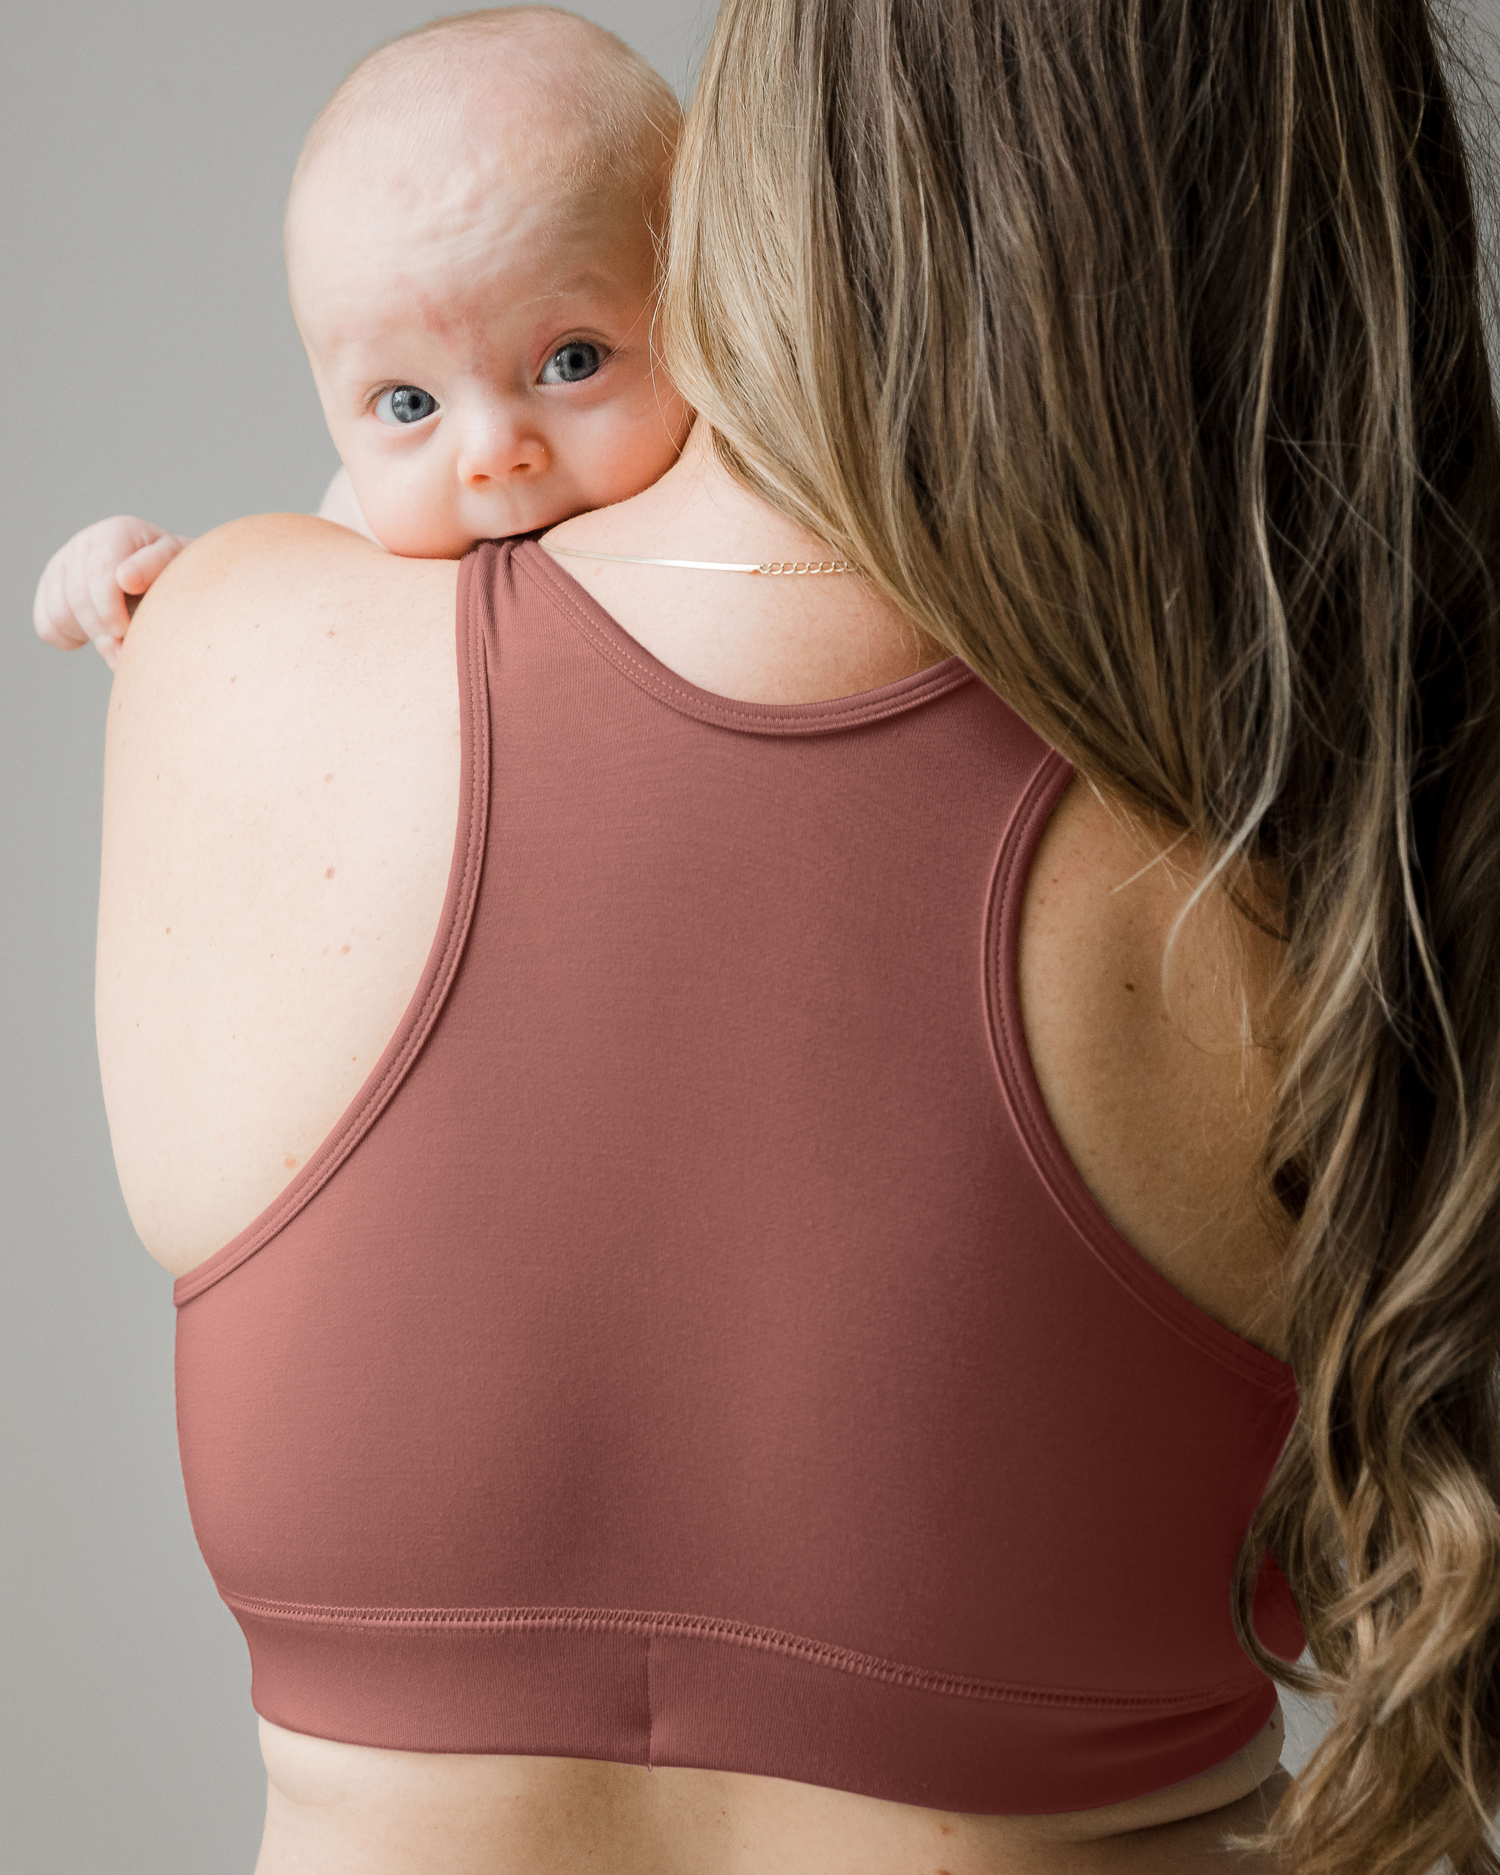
[983, 756, 1295, 1395]
[173, 560, 492, 1308]
[646, 1630, 656, 1771]
[220, 1593, 1262, 1712]
[517, 545, 973, 733]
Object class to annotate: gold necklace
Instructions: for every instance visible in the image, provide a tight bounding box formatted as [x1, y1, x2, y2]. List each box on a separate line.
[547, 546, 858, 576]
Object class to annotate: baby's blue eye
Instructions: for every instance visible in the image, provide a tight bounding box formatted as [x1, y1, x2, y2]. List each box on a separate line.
[374, 386, 438, 425]
[540, 342, 602, 385]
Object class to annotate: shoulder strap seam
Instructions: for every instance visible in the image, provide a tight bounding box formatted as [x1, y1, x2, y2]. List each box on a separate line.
[516, 543, 974, 734]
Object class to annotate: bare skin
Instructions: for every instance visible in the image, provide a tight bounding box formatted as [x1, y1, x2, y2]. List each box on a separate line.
[98, 424, 1295, 1871]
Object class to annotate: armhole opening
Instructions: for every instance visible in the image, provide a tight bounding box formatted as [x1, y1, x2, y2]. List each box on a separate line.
[983, 752, 1298, 1395]
[171, 551, 493, 1307]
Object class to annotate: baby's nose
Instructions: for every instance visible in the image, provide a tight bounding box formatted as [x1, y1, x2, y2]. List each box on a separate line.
[456, 421, 547, 486]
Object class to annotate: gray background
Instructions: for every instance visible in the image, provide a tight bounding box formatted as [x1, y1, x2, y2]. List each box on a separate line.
[2, 2, 1495, 1869]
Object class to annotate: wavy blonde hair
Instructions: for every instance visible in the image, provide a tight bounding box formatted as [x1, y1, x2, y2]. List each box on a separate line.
[663, 2, 1500, 1870]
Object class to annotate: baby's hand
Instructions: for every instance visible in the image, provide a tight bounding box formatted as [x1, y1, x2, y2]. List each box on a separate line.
[33, 516, 193, 673]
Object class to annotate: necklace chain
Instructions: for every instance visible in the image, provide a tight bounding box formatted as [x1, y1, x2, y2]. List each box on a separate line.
[547, 546, 859, 577]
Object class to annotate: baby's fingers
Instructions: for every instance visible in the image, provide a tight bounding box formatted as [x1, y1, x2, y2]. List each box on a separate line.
[32, 548, 91, 651]
[118, 531, 192, 597]
[49, 549, 130, 667]
[80, 554, 134, 642]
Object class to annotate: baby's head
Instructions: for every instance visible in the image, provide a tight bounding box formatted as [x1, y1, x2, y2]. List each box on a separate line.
[285, 7, 689, 556]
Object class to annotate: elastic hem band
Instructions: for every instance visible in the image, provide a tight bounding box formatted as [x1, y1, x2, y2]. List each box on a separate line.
[221, 1592, 1265, 1714]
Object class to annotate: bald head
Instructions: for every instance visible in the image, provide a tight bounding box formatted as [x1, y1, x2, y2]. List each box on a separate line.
[280, 7, 690, 560]
[287, 8, 680, 269]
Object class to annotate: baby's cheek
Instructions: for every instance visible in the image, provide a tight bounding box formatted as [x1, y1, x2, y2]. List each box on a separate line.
[574, 402, 689, 507]
[355, 465, 472, 559]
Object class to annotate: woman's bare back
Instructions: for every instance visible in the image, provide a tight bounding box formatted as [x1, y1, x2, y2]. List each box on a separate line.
[98, 470, 1293, 1870]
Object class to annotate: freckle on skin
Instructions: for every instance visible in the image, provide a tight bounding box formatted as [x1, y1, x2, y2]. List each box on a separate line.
[341, 945, 351, 954]
[284, 1156, 298, 1169]
[324, 773, 333, 782]
[325, 868, 335, 878]
[1125, 981, 1136, 992]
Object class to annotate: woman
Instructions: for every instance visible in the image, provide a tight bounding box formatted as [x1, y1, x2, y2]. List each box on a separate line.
[96, 2, 1500, 1873]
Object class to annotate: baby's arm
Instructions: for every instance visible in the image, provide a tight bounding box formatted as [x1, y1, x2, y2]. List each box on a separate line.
[317, 466, 382, 544]
[34, 472, 378, 672]
[33, 517, 194, 672]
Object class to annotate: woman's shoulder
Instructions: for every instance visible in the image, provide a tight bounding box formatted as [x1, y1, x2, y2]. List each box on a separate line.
[107, 512, 462, 880]
[104, 511, 464, 904]
[123, 513, 452, 670]
[110, 514, 461, 820]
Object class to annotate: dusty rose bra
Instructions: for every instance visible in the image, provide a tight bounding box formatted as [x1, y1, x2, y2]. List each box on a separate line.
[172, 537, 1302, 1814]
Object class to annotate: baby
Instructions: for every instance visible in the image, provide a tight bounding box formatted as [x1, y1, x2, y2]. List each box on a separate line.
[33, 7, 689, 669]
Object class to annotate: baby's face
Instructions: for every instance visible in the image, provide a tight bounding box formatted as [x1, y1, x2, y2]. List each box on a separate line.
[289, 165, 689, 556]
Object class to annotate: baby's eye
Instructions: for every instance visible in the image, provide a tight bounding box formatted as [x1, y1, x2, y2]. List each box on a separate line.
[539, 341, 603, 385]
[374, 385, 439, 425]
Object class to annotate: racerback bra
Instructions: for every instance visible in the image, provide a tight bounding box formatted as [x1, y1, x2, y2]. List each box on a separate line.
[172, 537, 1303, 1814]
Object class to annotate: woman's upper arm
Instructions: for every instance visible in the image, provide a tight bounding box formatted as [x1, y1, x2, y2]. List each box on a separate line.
[98, 513, 379, 973]
[94, 515, 395, 1252]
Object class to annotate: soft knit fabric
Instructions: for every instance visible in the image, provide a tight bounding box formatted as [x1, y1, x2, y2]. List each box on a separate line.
[173, 537, 1303, 1814]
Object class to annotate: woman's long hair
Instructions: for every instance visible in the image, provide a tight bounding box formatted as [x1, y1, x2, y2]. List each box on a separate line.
[663, 2, 1500, 1869]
